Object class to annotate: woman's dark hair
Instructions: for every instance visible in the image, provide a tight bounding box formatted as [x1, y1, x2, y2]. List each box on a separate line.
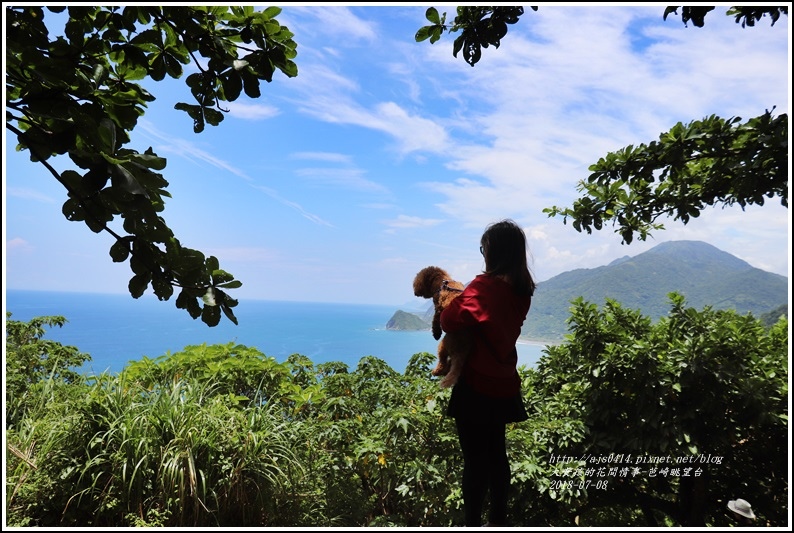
[480, 219, 536, 297]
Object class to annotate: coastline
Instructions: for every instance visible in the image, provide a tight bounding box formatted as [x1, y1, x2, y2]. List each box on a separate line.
[517, 337, 562, 347]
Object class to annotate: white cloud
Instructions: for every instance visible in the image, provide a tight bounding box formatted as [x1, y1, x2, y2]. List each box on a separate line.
[6, 187, 57, 204]
[374, 102, 449, 154]
[137, 120, 252, 180]
[291, 152, 353, 164]
[250, 184, 335, 227]
[284, 6, 378, 43]
[225, 101, 280, 120]
[135, 120, 334, 227]
[5, 237, 33, 252]
[295, 167, 390, 193]
[383, 214, 444, 229]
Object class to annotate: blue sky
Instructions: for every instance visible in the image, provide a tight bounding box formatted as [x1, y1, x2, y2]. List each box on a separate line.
[3, 4, 791, 309]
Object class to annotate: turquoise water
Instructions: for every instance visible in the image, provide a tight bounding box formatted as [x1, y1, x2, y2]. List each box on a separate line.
[5, 290, 549, 375]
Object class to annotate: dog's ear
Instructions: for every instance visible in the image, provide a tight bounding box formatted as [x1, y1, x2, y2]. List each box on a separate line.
[432, 309, 442, 340]
[413, 266, 449, 298]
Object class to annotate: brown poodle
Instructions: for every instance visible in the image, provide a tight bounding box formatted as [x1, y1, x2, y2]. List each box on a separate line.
[412, 266, 472, 388]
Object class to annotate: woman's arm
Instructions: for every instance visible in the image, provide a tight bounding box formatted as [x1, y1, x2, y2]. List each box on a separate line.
[440, 278, 486, 333]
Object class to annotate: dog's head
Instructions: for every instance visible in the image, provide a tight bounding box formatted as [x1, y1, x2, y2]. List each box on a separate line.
[413, 266, 465, 340]
[413, 266, 451, 302]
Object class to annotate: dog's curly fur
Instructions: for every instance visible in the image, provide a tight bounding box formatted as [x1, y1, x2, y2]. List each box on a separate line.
[413, 266, 471, 388]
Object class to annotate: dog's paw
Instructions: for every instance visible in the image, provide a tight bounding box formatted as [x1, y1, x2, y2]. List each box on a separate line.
[432, 358, 450, 377]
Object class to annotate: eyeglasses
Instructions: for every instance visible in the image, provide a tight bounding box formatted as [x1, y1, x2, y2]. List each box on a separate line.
[480, 246, 484, 255]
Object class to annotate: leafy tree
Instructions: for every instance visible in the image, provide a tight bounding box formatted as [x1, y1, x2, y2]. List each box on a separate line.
[416, 6, 788, 244]
[544, 106, 788, 245]
[4, 313, 91, 425]
[6, 6, 298, 326]
[520, 294, 788, 527]
[5, 315, 94, 525]
[123, 342, 295, 407]
[311, 353, 463, 526]
[414, 6, 536, 67]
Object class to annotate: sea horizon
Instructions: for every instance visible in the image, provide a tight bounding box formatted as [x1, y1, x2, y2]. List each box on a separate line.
[5, 289, 550, 375]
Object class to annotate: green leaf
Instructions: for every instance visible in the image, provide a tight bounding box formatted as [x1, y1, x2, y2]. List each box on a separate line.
[176, 288, 202, 319]
[221, 303, 239, 325]
[62, 198, 85, 222]
[241, 70, 261, 98]
[262, 6, 282, 19]
[202, 288, 217, 306]
[452, 35, 464, 58]
[280, 60, 298, 78]
[115, 61, 149, 81]
[163, 51, 184, 78]
[128, 150, 167, 171]
[221, 72, 243, 101]
[90, 63, 108, 88]
[206, 256, 220, 272]
[425, 7, 441, 24]
[151, 275, 174, 301]
[150, 53, 167, 81]
[129, 273, 150, 298]
[98, 118, 117, 153]
[202, 305, 221, 327]
[211, 269, 233, 285]
[204, 107, 224, 127]
[415, 26, 434, 43]
[109, 163, 148, 196]
[109, 239, 130, 262]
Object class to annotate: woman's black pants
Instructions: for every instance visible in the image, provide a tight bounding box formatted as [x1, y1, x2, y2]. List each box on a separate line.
[455, 415, 510, 526]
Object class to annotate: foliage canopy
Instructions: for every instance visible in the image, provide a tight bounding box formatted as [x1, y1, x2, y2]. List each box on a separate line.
[6, 5, 298, 326]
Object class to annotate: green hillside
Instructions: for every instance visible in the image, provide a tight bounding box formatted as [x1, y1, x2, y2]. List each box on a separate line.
[386, 310, 430, 331]
[523, 240, 788, 341]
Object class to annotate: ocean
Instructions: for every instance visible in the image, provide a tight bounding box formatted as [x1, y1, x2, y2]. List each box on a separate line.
[5, 290, 549, 376]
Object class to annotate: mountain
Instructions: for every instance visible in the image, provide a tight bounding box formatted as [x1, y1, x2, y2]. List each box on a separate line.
[760, 303, 788, 328]
[386, 310, 430, 331]
[387, 241, 788, 342]
[523, 240, 788, 341]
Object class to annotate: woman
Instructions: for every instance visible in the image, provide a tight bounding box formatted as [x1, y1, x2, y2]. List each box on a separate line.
[440, 219, 536, 527]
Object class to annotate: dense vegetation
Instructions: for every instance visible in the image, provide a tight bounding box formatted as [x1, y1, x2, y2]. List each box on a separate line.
[6, 292, 788, 527]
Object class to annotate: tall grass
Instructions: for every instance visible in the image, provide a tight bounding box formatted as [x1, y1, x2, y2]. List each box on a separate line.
[6, 370, 308, 526]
